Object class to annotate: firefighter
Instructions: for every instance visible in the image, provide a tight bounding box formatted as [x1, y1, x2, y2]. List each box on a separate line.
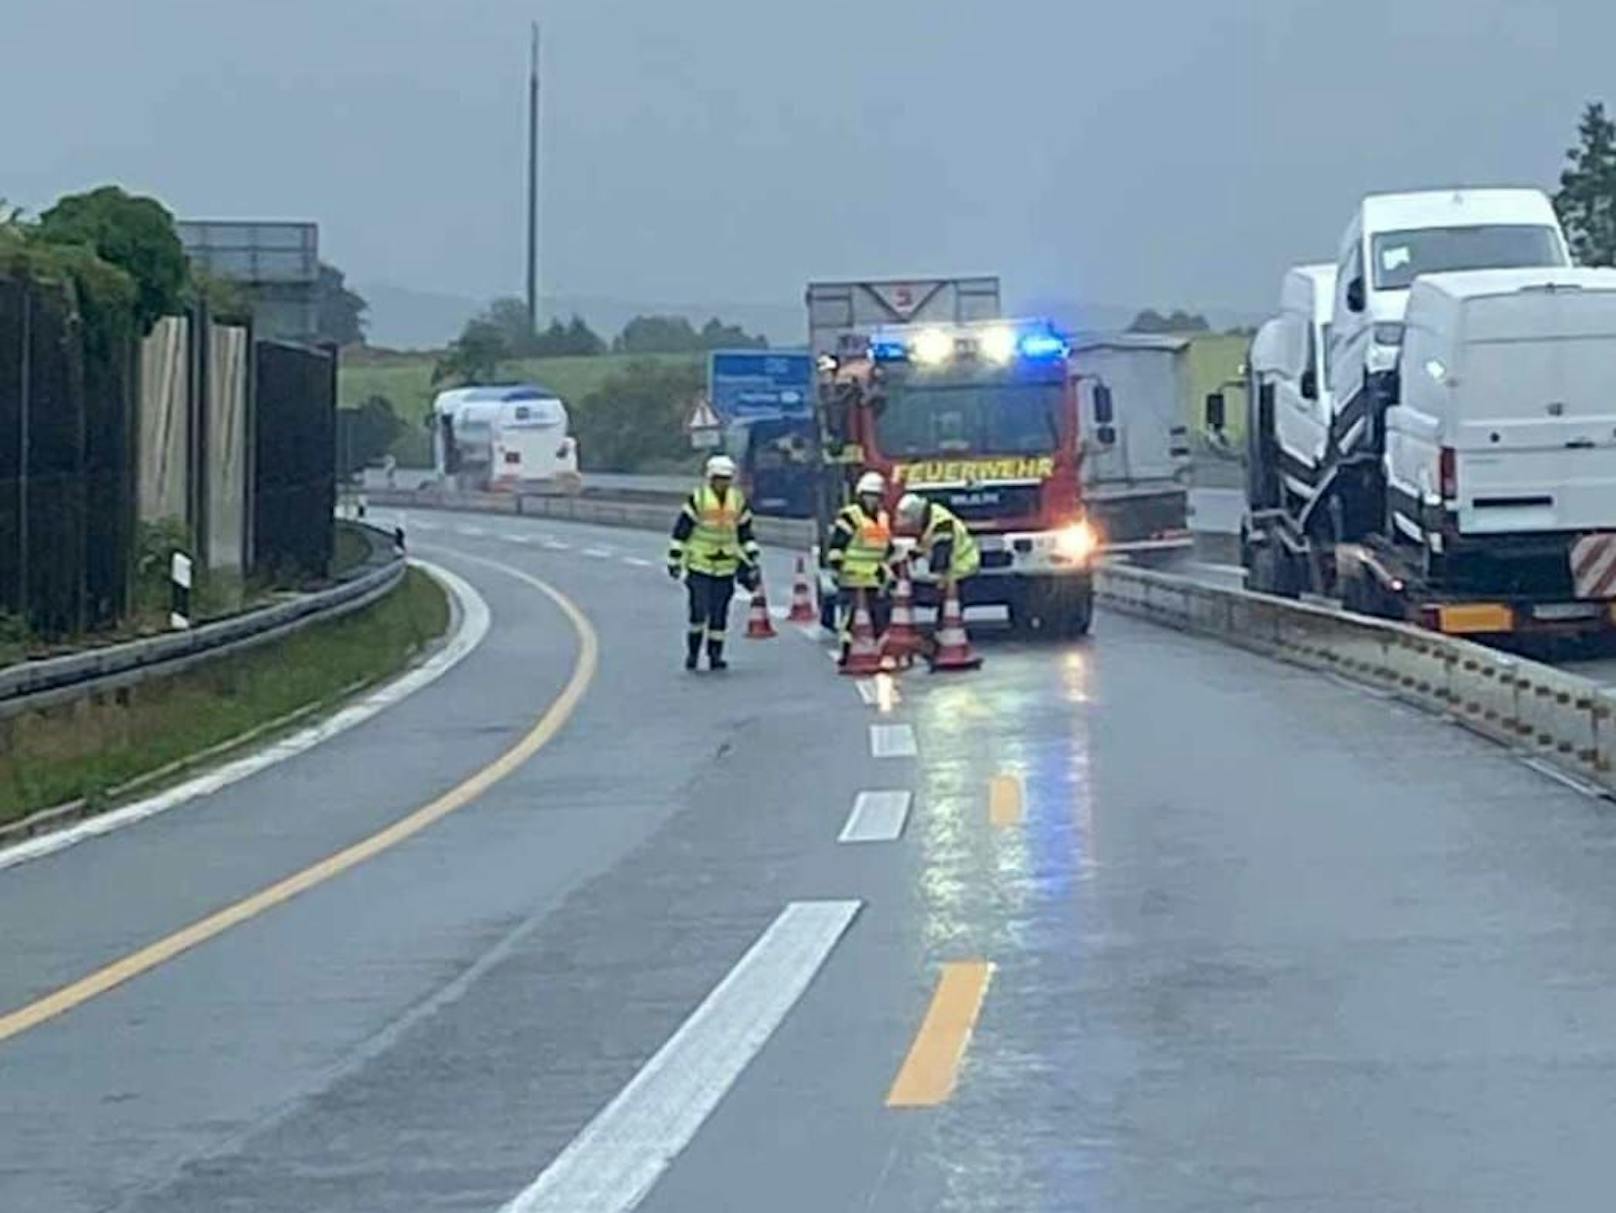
[827, 471, 895, 664]
[668, 454, 760, 671]
[896, 492, 981, 588]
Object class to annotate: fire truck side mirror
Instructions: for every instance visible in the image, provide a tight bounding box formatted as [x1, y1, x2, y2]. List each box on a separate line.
[1096, 424, 1117, 446]
[1092, 383, 1115, 425]
[1204, 392, 1227, 433]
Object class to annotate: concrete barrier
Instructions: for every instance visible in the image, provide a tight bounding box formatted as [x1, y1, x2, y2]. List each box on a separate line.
[1097, 562, 1614, 793]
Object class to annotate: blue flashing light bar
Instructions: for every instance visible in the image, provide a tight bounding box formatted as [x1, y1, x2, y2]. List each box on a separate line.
[869, 338, 909, 362]
[1017, 330, 1069, 360]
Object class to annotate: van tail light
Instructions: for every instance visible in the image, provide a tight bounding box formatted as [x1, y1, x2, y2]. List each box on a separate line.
[1439, 446, 1457, 501]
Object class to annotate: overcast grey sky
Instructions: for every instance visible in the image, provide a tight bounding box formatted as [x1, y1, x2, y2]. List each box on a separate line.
[7, 0, 1611, 342]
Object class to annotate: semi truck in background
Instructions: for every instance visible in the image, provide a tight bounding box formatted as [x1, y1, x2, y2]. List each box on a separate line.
[1220, 185, 1616, 638]
[432, 384, 581, 494]
[1066, 334, 1192, 555]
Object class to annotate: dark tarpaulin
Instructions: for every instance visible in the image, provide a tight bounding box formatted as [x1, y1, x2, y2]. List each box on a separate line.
[253, 340, 336, 583]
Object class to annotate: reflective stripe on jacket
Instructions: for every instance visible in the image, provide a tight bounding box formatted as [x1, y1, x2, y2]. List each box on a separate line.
[670, 483, 758, 576]
[922, 503, 980, 579]
[828, 503, 892, 589]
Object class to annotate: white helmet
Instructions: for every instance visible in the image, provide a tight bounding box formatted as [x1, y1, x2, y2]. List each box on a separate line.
[705, 454, 737, 479]
[855, 471, 886, 497]
[896, 492, 928, 526]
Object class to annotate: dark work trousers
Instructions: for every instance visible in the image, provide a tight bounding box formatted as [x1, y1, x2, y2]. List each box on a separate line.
[686, 569, 737, 663]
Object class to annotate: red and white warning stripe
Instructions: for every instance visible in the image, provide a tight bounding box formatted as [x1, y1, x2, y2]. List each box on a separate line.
[1570, 532, 1616, 600]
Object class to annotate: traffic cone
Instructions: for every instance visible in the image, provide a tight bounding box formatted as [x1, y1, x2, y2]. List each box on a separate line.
[929, 580, 982, 672]
[882, 563, 923, 664]
[839, 590, 885, 675]
[745, 580, 777, 639]
[787, 557, 817, 623]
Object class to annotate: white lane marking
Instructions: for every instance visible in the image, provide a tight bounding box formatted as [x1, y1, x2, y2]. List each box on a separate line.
[501, 899, 861, 1213]
[1522, 756, 1605, 799]
[870, 723, 917, 758]
[768, 605, 789, 620]
[506, 534, 532, 545]
[583, 547, 615, 559]
[623, 556, 655, 569]
[838, 790, 911, 843]
[0, 561, 489, 874]
[456, 525, 487, 537]
[542, 539, 570, 551]
[854, 679, 879, 706]
[409, 519, 441, 531]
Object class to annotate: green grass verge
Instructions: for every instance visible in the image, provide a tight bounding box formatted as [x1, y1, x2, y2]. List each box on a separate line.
[339, 350, 703, 466]
[0, 566, 450, 826]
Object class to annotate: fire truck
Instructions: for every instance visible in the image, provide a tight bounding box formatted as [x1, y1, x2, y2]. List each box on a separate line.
[809, 317, 1100, 636]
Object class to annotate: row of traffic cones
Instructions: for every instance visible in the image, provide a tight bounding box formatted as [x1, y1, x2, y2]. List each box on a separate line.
[741, 555, 981, 673]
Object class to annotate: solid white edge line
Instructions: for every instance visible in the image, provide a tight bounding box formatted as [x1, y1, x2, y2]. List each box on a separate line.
[838, 790, 911, 843]
[0, 560, 491, 874]
[870, 722, 917, 758]
[502, 899, 861, 1213]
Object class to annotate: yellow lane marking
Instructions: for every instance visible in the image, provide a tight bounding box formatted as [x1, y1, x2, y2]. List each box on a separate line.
[988, 773, 1023, 828]
[885, 961, 995, 1108]
[0, 555, 598, 1046]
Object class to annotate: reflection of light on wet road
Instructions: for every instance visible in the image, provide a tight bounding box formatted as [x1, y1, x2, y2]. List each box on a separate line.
[875, 672, 901, 714]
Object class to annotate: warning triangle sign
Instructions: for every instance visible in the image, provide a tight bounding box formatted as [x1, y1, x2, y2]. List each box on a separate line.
[867, 280, 944, 322]
[685, 396, 721, 431]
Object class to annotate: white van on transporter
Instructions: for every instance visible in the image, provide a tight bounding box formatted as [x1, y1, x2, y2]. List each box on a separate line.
[1328, 187, 1570, 455]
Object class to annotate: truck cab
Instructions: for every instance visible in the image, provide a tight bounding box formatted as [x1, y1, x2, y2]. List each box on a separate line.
[813, 320, 1098, 635]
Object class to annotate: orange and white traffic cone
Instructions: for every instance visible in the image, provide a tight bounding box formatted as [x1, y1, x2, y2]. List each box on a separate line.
[745, 579, 777, 639]
[928, 580, 982, 672]
[882, 563, 923, 665]
[787, 556, 817, 623]
[839, 589, 885, 675]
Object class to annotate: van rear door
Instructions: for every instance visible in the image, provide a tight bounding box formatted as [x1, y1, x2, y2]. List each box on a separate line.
[1451, 288, 1616, 535]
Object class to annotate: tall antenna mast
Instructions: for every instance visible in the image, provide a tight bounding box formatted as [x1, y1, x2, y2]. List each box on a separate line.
[525, 20, 541, 334]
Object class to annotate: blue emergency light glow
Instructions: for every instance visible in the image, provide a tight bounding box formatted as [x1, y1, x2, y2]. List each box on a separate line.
[869, 338, 909, 362]
[1017, 331, 1068, 360]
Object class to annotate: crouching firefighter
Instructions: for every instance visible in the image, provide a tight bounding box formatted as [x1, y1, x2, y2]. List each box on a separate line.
[896, 492, 980, 588]
[827, 471, 895, 666]
[668, 454, 761, 671]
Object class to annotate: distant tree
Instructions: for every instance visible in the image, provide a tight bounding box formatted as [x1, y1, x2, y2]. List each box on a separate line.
[1555, 101, 1616, 266]
[614, 314, 702, 354]
[433, 316, 509, 385]
[572, 359, 705, 470]
[529, 313, 607, 357]
[315, 262, 369, 346]
[1127, 308, 1210, 334]
[613, 313, 769, 354]
[485, 296, 538, 355]
[699, 316, 768, 349]
[36, 185, 187, 334]
[337, 394, 404, 475]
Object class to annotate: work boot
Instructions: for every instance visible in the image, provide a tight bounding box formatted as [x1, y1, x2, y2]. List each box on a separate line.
[706, 640, 728, 672]
[685, 631, 702, 671]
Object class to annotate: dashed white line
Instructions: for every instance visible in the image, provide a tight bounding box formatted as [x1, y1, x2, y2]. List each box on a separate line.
[838, 790, 911, 843]
[582, 546, 614, 559]
[542, 539, 570, 551]
[456, 525, 487, 537]
[623, 556, 655, 568]
[855, 679, 880, 706]
[500, 899, 861, 1213]
[505, 534, 532, 545]
[870, 722, 917, 758]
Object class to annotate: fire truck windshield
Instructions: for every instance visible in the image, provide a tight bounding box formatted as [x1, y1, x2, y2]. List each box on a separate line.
[873, 375, 1062, 457]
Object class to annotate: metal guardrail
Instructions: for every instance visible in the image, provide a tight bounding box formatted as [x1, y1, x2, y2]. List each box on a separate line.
[0, 523, 406, 719]
[1097, 562, 1616, 792]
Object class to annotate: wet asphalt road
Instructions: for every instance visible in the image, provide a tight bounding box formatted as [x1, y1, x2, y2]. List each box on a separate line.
[5, 509, 1616, 1209]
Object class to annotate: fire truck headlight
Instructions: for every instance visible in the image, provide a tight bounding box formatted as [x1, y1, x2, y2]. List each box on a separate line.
[979, 326, 1017, 364]
[911, 329, 952, 366]
[1054, 521, 1098, 563]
